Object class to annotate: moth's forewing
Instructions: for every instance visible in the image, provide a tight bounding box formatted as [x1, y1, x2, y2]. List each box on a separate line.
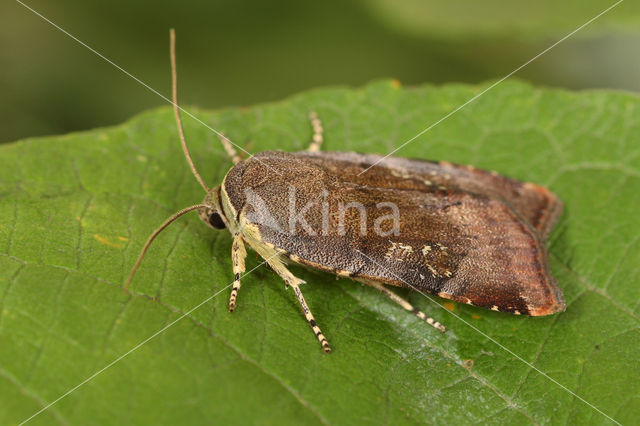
[223, 151, 565, 316]
[297, 151, 563, 239]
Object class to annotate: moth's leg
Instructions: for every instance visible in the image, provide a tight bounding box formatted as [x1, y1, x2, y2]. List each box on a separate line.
[228, 233, 247, 312]
[247, 241, 331, 353]
[271, 262, 331, 353]
[217, 133, 243, 165]
[366, 281, 446, 333]
[289, 281, 331, 353]
[306, 112, 324, 152]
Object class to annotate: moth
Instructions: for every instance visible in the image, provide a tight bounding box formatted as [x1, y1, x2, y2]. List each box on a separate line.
[125, 30, 565, 353]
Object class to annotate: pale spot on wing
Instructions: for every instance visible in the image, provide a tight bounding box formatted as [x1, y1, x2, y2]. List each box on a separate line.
[385, 241, 414, 261]
[421, 243, 450, 278]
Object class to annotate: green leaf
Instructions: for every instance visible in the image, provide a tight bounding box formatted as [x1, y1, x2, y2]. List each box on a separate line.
[1, 80, 638, 425]
[359, 0, 640, 39]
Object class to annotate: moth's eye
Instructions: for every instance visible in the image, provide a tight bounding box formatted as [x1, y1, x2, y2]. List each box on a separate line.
[208, 212, 226, 229]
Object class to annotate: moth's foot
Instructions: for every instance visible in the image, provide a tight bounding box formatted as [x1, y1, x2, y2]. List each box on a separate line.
[419, 311, 446, 333]
[367, 280, 447, 333]
[228, 278, 241, 313]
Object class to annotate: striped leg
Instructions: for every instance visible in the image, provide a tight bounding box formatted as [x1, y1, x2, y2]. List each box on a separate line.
[217, 133, 243, 164]
[290, 282, 331, 353]
[367, 281, 446, 333]
[306, 112, 324, 152]
[229, 233, 247, 312]
[246, 240, 331, 353]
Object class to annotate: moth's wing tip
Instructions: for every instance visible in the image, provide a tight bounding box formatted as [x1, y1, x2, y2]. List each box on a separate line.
[527, 304, 565, 316]
[527, 291, 566, 316]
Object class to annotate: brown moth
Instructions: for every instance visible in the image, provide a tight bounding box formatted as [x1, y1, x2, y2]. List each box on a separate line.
[125, 30, 565, 354]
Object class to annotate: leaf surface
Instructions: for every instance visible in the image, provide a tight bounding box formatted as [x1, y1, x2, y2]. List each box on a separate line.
[360, 0, 640, 39]
[0, 80, 638, 425]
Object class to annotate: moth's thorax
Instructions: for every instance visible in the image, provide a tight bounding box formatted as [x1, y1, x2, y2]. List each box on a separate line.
[218, 174, 242, 234]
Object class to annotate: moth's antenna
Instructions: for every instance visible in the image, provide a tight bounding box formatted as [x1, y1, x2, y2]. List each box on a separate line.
[170, 29, 209, 193]
[124, 203, 208, 292]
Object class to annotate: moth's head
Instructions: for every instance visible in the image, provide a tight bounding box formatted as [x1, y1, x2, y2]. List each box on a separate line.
[199, 186, 227, 230]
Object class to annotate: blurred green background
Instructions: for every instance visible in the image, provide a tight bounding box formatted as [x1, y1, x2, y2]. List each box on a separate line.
[2, 0, 639, 144]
